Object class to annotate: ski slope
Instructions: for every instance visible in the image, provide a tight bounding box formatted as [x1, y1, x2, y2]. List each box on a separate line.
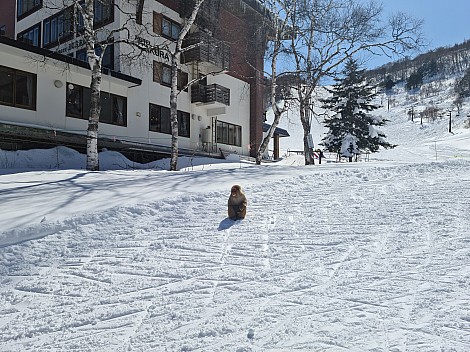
[1, 79, 470, 351]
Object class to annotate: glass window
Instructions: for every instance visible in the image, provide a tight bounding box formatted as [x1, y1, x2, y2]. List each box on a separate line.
[149, 104, 160, 132]
[160, 106, 171, 134]
[216, 121, 242, 146]
[94, 0, 113, 27]
[66, 83, 126, 126]
[112, 95, 126, 125]
[178, 70, 188, 91]
[171, 23, 180, 39]
[100, 92, 112, 124]
[162, 65, 172, 85]
[0, 66, 36, 110]
[149, 104, 189, 137]
[178, 111, 190, 138]
[162, 18, 171, 37]
[43, 8, 73, 48]
[161, 16, 180, 40]
[15, 72, 35, 107]
[17, 24, 41, 47]
[66, 83, 83, 118]
[0, 69, 14, 105]
[76, 45, 114, 71]
[17, 0, 42, 19]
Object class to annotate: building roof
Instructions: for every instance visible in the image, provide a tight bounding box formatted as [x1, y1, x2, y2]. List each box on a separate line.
[263, 123, 290, 137]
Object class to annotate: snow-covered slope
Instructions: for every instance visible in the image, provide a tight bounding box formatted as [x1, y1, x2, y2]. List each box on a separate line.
[1, 77, 470, 351]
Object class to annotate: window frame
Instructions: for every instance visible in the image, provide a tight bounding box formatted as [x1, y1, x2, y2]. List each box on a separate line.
[161, 16, 181, 40]
[66, 83, 127, 127]
[0, 66, 37, 111]
[153, 61, 189, 92]
[17, 23, 41, 47]
[77, 44, 115, 71]
[42, 7, 73, 48]
[216, 121, 242, 147]
[149, 103, 190, 138]
[17, 0, 42, 20]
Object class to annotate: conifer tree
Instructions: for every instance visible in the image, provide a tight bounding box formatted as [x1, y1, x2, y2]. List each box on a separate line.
[321, 58, 395, 161]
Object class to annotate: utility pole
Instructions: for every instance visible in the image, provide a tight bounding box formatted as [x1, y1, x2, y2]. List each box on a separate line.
[448, 110, 452, 133]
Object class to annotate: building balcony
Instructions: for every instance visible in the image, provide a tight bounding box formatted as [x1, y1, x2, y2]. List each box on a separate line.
[181, 32, 230, 71]
[191, 83, 230, 107]
[180, 0, 220, 33]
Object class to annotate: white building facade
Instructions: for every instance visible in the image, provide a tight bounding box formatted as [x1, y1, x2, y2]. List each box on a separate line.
[0, 0, 270, 160]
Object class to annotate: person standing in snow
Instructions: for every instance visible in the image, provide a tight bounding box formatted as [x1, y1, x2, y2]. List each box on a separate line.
[228, 185, 247, 220]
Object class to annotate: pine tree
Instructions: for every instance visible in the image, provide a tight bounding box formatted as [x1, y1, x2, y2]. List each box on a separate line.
[321, 58, 395, 161]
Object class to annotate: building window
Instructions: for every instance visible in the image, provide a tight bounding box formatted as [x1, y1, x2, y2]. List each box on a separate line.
[66, 83, 83, 118]
[43, 8, 73, 48]
[76, 44, 114, 71]
[153, 61, 188, 91]
[17, 23, 41, 47]
[94, 0, 114, 28]
[66, 83, 126, 126]
[149, 104, 190, 137]
[0, 66, 36, 110]
[162, 64, 172, 86]
[154, 15, 180, 40]
[177, 111, 190, 137]
[216, 121, 241, 146]
[17, 0, 42, 19]
[178, 70, 189, 91]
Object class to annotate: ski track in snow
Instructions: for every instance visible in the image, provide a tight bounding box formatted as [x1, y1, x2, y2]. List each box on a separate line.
[0, 160, 469, 351]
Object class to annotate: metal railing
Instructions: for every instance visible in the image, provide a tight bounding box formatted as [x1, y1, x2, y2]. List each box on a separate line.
[181, 32, 230, 70]
[191, 83, 230, 105]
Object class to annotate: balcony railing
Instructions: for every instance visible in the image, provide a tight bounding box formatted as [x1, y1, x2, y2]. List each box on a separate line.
[180, 0, 220, 33]
[191, 84, 230, 106]
[181, 32, 230, 71]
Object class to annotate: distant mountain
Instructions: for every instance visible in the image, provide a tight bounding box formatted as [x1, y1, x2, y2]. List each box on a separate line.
[366, 40, 470, 85]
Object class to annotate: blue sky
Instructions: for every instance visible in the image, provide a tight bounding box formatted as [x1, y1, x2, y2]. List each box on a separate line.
[366, 0, 470, 68]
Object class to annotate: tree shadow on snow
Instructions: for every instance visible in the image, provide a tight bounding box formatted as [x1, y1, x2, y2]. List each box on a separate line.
[218, 217, 236, 231]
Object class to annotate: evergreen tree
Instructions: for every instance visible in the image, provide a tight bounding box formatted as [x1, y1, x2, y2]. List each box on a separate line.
[321, 58, 395, 161]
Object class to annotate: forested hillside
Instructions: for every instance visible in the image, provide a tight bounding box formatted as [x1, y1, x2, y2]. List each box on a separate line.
[366, 40, 470, 85]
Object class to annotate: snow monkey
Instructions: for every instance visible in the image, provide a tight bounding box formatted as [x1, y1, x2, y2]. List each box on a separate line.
[228, 185, 247, 220]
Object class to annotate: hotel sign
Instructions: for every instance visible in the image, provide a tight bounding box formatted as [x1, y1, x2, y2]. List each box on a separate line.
[135, 36, 170, 62]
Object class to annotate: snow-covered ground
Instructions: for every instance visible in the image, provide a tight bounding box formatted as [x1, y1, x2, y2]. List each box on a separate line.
[1, 80, 470, 351]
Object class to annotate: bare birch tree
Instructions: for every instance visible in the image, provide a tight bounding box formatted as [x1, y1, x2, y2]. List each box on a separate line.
[256, 0, 294, 165]
[283, 0, 424, 165]
[41, 0, 137, 171]
[169, 0, 205, 172]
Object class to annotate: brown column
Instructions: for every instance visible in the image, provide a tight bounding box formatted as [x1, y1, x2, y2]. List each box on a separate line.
[274, 134, 280, 160]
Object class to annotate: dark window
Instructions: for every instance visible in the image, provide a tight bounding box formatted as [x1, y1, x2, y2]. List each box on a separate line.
[178, 111, 190, 137]
[0, 66, 36, 110]
[153, 62, 188, 92]
[216, 121, 241, 146]
[161, 64, 172, 86]
[66, 83, 83, 118]
[149, 104, 190, 137]
[77, 45, 114, 71]
[94, 0, 114, 28]
[17, 23, 41, 47]
[43, 8, 73, 48]
[66, 83, 126, 126]
[161, 16, 180, 40]
[17, 0, 42, 19]
[178, 70, 189, 92]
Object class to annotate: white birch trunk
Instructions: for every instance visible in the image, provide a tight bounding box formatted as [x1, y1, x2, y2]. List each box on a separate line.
[169, 0, 205, 171]
[81, 0, 102, 171]
[256, 10, 286, 165]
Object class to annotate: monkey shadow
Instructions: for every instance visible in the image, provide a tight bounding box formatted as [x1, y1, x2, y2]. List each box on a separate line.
[218, 217, 237, 231]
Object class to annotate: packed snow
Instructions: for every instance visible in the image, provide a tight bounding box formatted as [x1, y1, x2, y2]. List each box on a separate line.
[1, 79, 470, 351]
